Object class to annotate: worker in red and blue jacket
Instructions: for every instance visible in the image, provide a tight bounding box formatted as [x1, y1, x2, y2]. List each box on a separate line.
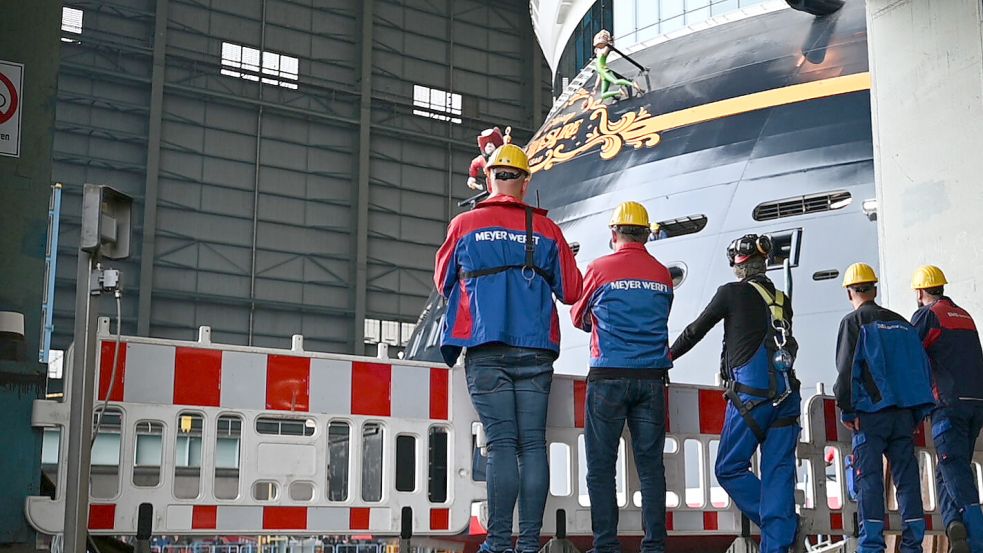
[570, 201, 673, 553]
[911, 265, 983, 553]
[433, 139, 581, 553]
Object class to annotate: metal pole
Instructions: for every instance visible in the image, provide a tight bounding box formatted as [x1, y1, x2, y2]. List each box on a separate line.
[62, 250, 99, 552]
[137, 0, 170, 336]
[445, 5, 454, 223]
[40, 183, 63, 363]
[352, 0, 374, 351]
[247, 0, 268, 345]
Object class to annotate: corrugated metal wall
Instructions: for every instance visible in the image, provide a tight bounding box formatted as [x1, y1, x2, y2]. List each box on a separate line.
[53, 0, 550, 354]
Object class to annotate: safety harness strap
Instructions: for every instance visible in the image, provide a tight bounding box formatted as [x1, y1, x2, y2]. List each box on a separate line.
[721, 280, 797, 442]
[459, 206, 555, 285]
[771, 417, 799, 429]
[747, 281, 786, 323]
[524, 204, 536, 270]
[461, 265, 553, 281]
[724, 383, 800, 442]
[725, 384, 769, 442]
[732, 381, 771, 398]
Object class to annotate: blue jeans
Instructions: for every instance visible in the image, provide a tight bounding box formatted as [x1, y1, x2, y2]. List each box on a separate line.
[853, 409, 925, 553]
[585, 378, 667, 553]
[933, 402, 983, 551]
[465, 345, 554, 553]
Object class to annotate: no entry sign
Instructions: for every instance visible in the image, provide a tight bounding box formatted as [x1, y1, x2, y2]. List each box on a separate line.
[0, 60, 24, 157]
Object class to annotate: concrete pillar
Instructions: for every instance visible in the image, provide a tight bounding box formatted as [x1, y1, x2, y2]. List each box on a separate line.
[0, 1, 61, 546]
[867, 0, 983, 314]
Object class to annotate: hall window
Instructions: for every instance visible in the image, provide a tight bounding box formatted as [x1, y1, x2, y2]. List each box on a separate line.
[62, 7, 83, 35]
[413, 85, 462, 124]
[221, 42, 298, 89]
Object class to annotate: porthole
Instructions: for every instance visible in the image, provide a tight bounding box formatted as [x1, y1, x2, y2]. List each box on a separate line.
[668, 263, 687, 288]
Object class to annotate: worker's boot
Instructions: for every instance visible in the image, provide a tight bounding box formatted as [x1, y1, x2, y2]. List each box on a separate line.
[948, 521, 970, 553]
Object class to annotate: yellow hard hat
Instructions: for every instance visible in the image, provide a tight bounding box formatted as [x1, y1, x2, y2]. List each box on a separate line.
[911, 265, 948, 290]
[842, 263, 878, 288]
[609, 201, 650, 228]
[486, 144, 530, 174]
[650, 222, 661, 232]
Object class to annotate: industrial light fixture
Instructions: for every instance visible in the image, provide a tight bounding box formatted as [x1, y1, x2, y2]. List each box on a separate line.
[861, 198, 878, 221]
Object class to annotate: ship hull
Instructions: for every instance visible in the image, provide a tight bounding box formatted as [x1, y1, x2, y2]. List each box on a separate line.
[410, 1, 878, 396]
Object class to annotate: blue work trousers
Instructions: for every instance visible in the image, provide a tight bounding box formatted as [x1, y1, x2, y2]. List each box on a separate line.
[465, 345, 554, 553]
[933, 402, 983, 552]
[584, 377, 667, 553]
[852, 408, 926, 553]
[717, 390, 801, 553]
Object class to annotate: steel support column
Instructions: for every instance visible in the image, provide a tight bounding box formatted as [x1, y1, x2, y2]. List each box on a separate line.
[531, 34, 544, 129]
[445, 3, 455, 222]
[352, 0, 374, 351]
[136, 0, 170, 336]
[247, 0, 268, 345]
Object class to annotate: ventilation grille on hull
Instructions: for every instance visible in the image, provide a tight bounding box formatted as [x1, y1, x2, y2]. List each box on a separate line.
[753, 191, 852, 221]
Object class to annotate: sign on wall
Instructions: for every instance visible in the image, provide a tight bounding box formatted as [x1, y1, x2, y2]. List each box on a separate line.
[0, 60, 24, 158]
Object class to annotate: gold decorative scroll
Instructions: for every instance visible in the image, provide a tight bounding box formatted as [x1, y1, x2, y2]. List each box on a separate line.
[530, 106, 664, 172]
[527, 72, 872, 174]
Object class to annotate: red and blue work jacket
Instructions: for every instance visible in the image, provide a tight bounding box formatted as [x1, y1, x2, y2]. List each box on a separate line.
[434, 195, 582, 367]
[912, 297, 983, 404]
[570, 242, 674, 372]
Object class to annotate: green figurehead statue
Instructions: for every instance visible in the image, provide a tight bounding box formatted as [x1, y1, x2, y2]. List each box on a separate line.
[592, 30, 642, 102]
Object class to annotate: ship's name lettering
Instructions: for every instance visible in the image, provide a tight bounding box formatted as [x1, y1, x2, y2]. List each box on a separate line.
[530, 120, 583, 153]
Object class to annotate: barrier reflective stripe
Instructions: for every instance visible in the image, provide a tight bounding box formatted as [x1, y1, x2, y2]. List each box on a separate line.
[95, 340, 449, 420]
[159, 506, 397, 532]
[666, 387, 727, 435]
[27, 321, 981, 539]
[89, 504, 116, 530]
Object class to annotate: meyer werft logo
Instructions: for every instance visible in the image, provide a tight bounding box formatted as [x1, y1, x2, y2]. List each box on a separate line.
[610, 279, 669, 293]
[473, 230, 540, 245]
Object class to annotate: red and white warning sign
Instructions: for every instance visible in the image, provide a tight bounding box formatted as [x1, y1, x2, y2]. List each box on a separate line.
[0, 60, 24, 158]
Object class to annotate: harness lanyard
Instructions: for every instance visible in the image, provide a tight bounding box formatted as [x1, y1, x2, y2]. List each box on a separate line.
[747, 281, 793, 406]
[521, 206, 536, 284]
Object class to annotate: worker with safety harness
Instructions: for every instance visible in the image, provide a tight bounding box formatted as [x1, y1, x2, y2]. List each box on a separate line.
[910, 265, 983, 553]
[570, 202, 674, 553]
[433, 136, 582, 553]
[670, 234, 800, 553]
[834, 263, 935, 553]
